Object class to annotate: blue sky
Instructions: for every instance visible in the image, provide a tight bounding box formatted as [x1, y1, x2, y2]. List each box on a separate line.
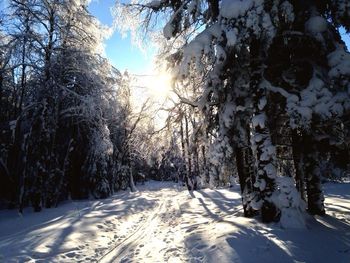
[340, 27, 350, 48]
[88, 0, 155, 74]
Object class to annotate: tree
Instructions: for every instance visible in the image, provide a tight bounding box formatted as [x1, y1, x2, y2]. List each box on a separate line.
[0, 0, 131, 211]
[116, 0, 350, 227]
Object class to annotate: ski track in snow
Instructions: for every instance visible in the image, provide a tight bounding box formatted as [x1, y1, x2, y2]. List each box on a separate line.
[0, 181, 350, 263]
[99, 188, 184, 263]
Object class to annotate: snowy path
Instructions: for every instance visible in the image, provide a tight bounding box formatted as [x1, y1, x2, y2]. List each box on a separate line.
[0, 181, 350, 263]
[99, 187, 184, 263]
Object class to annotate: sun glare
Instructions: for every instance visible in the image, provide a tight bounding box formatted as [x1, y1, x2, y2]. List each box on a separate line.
[147, 71, 173, 102]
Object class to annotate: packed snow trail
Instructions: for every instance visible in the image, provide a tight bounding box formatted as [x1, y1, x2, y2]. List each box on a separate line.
[98, 187, 184, 262]
[0, 181, 350, 263]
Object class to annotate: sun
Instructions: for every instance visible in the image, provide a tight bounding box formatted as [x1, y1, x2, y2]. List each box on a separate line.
[147, 71, 173, 102]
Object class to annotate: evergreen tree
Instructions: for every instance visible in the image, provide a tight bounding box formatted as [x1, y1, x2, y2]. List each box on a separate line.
[116, 0, 350, 226]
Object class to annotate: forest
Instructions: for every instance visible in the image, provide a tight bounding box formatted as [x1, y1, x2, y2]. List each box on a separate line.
[0, 0, 350, 262]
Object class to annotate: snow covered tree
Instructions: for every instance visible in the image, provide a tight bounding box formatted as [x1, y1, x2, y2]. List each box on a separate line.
[0, 0, 131, 211]
[116, 0, 350, 226]
[158, 130, 185, 182]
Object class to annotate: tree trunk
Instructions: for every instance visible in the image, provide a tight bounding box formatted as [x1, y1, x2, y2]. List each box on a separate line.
[236, 146, 256, 217]
[303, 134, 325, 215]
[129, 166, 137, 192]
[291, 130, 306, 201]
[184, 113, 194, 190]
[201, 144, 209, 186]
[180, 116, 187, 184]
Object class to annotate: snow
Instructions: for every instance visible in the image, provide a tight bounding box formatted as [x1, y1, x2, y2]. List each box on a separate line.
[276, 71, 350, 127]
[187, 0, 197, 15]
[225, 28, 238, 47]
[264, 163, 277, 178]
[258, 97, 267, 110]
[146, 0, 162, 9]
[274, 177, 306, 229]
[1, 181, 350, 263]
[252, 113, 266, 128]
[305, 16, 328, 33]
[280, 1, 295, 23]
[220, 0, 255, 19]
[222, 102, 236, 128]
[254, 178, 266, 191]
[328, 47, 350, 78]
[215, 44, 227, 62]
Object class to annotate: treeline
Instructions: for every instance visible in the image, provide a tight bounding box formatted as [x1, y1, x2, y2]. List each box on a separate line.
[0, 0, 157, 212]
[118, 0, 350, 227]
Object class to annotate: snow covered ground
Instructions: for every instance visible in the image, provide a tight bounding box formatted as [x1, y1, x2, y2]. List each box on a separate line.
[0, 181, 349, 263]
